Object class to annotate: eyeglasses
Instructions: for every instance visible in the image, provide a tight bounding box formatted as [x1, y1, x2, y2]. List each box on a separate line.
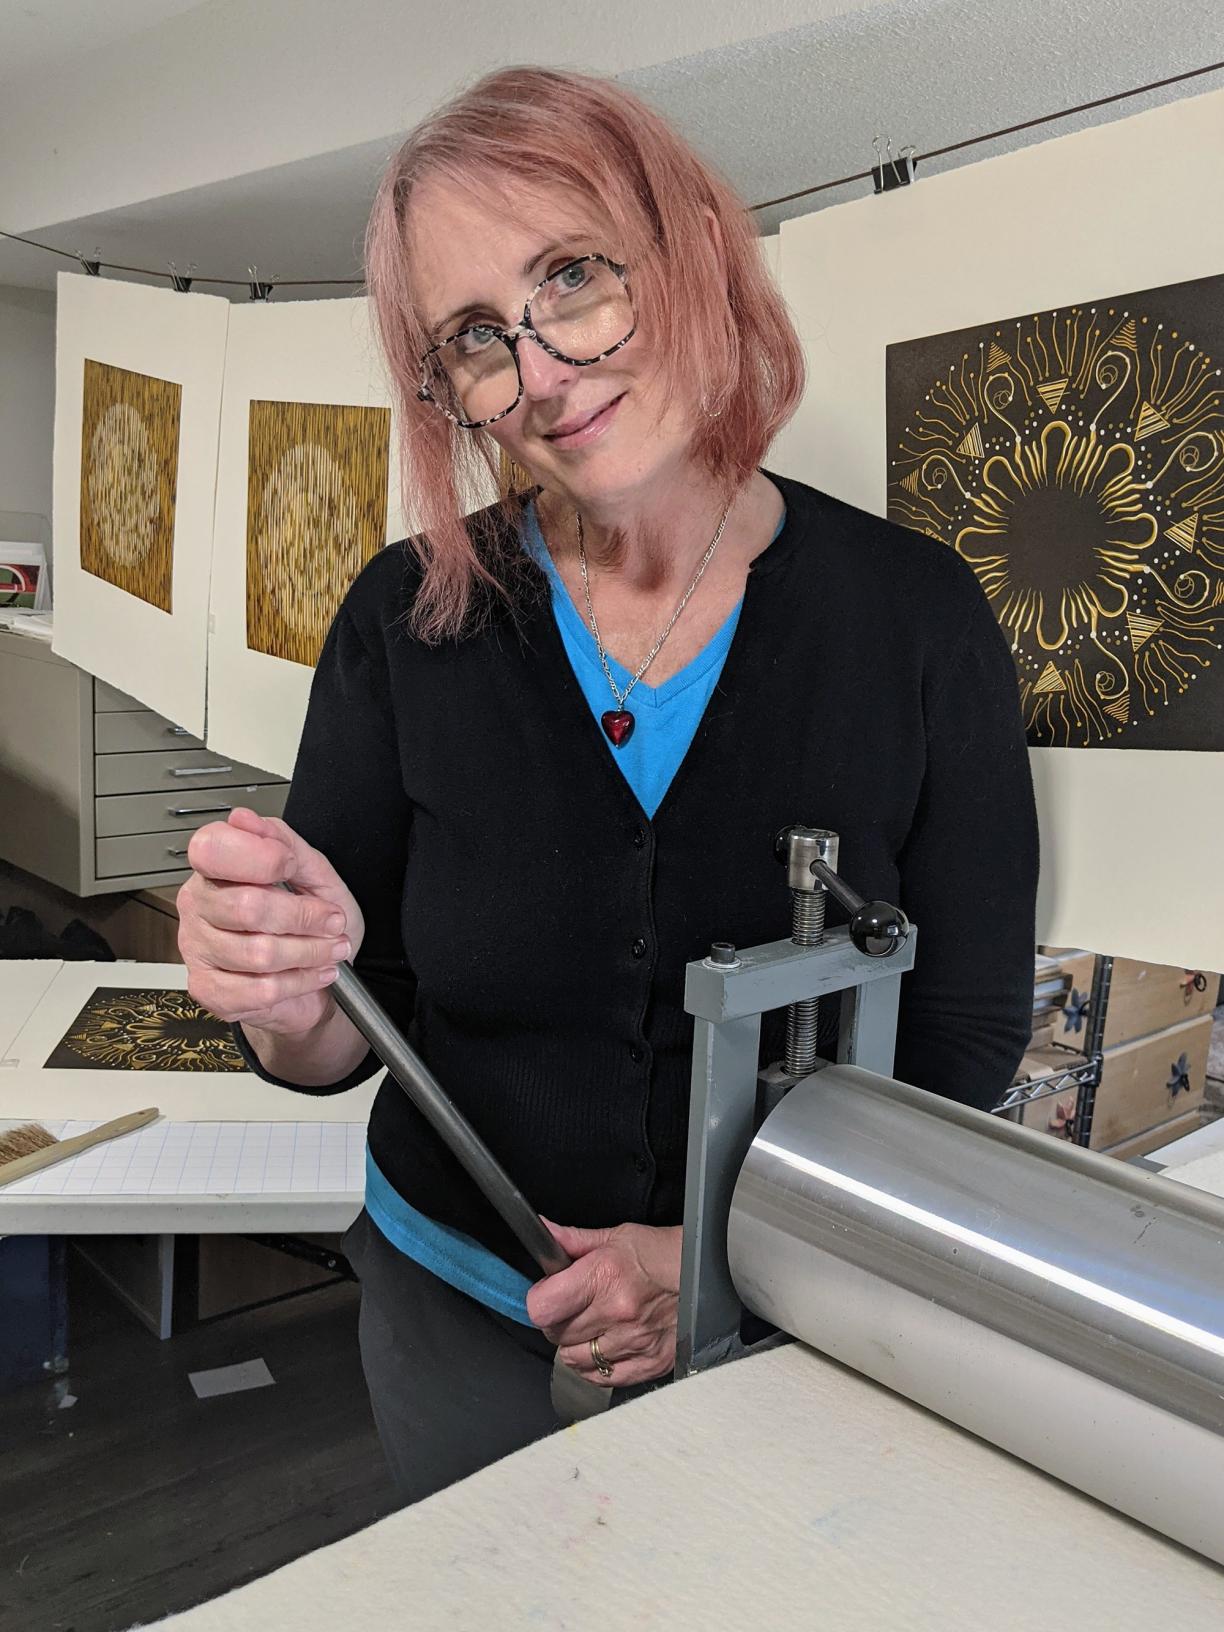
[417, 254, 635, 430]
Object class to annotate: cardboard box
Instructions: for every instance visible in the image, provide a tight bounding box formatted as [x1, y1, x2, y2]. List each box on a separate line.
[1041, 948, 1218, 1050]
[1089, 1012, 1213, 1149]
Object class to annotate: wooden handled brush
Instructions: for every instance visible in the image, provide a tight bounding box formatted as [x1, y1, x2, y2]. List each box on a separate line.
[0, 1108, 160, 1188]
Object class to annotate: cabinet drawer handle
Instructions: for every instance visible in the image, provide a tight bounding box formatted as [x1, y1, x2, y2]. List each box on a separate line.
[167, 725, 194, 737]
[170, 765, 233, 777]
[169, 804, 233, 816]
[167, 847, 191, 858]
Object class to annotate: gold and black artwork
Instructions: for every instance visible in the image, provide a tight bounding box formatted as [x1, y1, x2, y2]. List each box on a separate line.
[44, 989, 246, 1072]
[886, 273, 1224, 749]
[245, 399, 391, 667]
[79, 359, 182, 614]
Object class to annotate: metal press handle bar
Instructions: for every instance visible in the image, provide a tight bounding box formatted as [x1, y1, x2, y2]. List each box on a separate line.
[276, 884, 569, 1278]
[169, 804, 234, 816]
[170, 765, 234, 776]
[332, 960, 571, 1277]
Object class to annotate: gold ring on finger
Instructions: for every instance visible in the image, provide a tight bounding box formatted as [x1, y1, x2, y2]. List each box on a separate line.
[590, 1335, 613, 1379]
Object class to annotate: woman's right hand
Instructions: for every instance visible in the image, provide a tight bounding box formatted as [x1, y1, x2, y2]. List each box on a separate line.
[179, 807, 365, 1038]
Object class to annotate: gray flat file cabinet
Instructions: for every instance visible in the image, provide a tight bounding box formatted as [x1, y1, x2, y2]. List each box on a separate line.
[0, 629, 288, 895]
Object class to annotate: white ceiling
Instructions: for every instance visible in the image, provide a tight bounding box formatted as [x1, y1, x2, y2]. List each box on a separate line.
[0, 0, 210, 84]
[2, 0, 1222, 296]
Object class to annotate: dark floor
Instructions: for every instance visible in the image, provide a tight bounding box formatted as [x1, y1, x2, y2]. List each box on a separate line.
[0, 1254, 398, 1632]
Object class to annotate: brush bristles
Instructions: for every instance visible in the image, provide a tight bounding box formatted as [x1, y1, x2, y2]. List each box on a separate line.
[0, 1122, 58, 1165]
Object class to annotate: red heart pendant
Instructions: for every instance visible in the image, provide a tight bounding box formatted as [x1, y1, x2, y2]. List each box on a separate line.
[601, 709, 635, 747]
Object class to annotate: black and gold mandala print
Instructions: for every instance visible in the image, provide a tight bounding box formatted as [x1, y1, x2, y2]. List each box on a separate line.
[886, 274, 1224, 749]
[245, 399, 391, 668]
[44, 989, 246, 1072]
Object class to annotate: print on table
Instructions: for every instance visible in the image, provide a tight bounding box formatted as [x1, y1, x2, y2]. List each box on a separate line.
[886, 273, 1224, 749]
[43, 988, 245, 1072]
[79, 359, 182, 614]
[245, 399, 391, 667]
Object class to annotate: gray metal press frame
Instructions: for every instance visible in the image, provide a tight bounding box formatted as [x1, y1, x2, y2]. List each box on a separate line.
[675, 925, 917, 1376]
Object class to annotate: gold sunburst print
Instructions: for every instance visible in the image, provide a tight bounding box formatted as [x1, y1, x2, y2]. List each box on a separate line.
[887, 281, 1224, 749]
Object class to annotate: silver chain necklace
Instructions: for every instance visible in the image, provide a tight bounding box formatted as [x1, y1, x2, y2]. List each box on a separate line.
[575, 499, 733, 748]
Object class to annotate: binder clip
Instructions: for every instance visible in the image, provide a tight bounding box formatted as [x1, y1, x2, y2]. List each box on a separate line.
[168, 261, 194, 293]
[873, 137, 918, 194]
[248, 266, 274, 302]
[76, 251, 101, 277]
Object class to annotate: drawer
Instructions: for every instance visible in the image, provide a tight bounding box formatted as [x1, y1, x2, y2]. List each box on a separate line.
[95, 748, 281, 796]
[96, 832, 197, 878]
[94, 679, 144, 712]
[95, 710, 204, 753]
[95, 783, 289, 838]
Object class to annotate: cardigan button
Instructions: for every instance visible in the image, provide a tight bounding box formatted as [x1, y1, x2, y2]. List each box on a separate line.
[629, 1044, 645, 1063]
[631, 937, 648, 959]
[632, 827, 647, 849]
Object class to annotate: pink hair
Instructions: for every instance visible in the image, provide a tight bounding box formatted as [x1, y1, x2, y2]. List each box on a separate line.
[364, 65, 805, 644]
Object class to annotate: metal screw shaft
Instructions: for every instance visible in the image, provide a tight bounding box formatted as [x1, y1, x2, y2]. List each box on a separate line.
[785, 886, 826, 1077]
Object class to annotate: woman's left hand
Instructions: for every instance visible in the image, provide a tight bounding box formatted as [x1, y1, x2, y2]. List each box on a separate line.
[525, 1222, 682, 1388]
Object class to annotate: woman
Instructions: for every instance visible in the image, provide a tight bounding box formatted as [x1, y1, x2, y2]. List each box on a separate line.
[178, 66, 1039, 1501]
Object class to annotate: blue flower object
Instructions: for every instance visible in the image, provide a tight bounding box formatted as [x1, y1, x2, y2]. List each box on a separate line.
[1063, 988, 1090, 1034]
[1167, 1052, 1192, 1098]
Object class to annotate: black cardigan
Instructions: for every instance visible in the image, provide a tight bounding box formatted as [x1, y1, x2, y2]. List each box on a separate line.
[238, 471, 1039, 1277]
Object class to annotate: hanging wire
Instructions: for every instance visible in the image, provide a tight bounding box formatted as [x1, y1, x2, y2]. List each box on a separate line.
[749, 56, 1224, 212]
[1, 57, 1221, 287]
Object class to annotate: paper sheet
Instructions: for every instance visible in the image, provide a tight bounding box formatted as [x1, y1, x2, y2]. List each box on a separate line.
[205, 298, 405, 779]
[1161, 1147, 1224, 1202]
[770, 85, 1224, 972]
[1, 1119, 366, 1196]
[0, 960, 62, 1056]
[2, 962, 382, 1123]
[51, 273, 229, 737]
[189, 1359, 275, 1399]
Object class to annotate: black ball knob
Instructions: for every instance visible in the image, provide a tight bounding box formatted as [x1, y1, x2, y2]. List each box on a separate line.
[850, 901, 910, 958]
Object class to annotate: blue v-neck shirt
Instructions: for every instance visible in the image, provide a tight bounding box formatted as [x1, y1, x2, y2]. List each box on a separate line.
[521, 497, 785, 818]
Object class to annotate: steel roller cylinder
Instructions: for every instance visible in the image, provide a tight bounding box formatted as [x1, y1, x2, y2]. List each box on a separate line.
[727, 1063, 1224, 1564]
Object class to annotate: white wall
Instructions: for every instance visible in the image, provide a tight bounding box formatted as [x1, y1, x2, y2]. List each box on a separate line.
[0, 285, 56, 528]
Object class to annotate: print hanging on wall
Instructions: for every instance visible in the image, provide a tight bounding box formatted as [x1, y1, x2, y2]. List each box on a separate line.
[43, 988, 246, 1073]
[886, 272, 1224, 751]
[78, 359, 183, 613]
[53, 273, 229, 736]
[245, 399, 391, 667]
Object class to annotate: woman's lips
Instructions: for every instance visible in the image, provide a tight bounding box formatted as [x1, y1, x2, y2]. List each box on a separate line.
[544, 393, 625, 449]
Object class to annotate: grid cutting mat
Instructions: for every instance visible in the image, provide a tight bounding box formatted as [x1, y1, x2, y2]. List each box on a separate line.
[0, 1120, 366, 1196]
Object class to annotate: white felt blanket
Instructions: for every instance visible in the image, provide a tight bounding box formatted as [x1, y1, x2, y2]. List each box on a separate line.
[144, 1341, 1224, 1631]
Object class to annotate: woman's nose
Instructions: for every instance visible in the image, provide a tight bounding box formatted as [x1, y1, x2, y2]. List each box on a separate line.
[515, 334, 578, 399]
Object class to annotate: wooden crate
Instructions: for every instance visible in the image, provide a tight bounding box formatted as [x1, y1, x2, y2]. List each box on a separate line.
[1089, 1013, 1213, 1150]
[1040, 947, 1217, 1050]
